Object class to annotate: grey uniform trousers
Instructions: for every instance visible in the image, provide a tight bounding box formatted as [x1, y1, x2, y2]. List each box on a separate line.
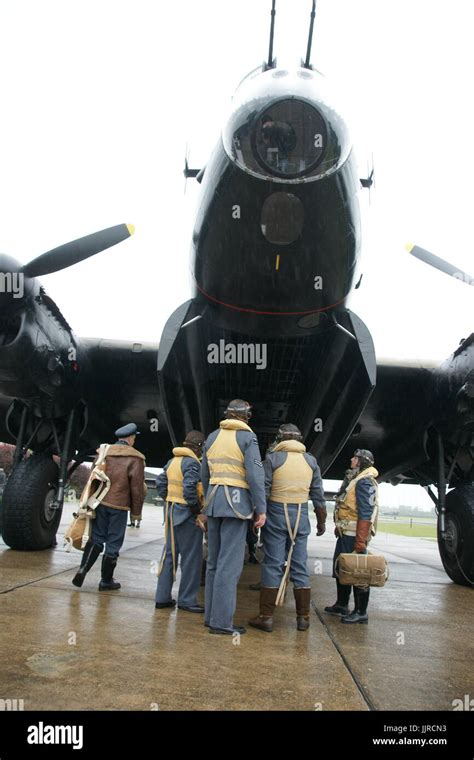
[155, 511, 203, 608]
[205, 516, 248, 630]
[261, 502, 311, 588]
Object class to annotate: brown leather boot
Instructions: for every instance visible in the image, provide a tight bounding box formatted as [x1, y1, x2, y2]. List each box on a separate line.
[248, 587, 279, 632]
[294, 587, 311, 631]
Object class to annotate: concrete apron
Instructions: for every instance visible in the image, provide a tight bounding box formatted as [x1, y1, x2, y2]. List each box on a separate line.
[0, 505, 472, 711]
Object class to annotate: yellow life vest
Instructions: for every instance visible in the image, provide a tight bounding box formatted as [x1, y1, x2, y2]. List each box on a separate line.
[335, 466, 379, 535]
[269, 440, 314, 504]
[207, 419, 254, 489]
[166, 446, 201, 505]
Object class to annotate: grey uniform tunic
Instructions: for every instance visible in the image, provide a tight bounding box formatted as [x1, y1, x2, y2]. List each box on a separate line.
[201, 426, 266, 630]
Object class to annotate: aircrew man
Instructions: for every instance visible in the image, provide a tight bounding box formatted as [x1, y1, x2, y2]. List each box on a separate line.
[325, 449, 379, 624]
[248, 423, 326, 632]
[200, 400, 266, 635]
[72, 423, 145, 591]
[154, 431, 206, 613]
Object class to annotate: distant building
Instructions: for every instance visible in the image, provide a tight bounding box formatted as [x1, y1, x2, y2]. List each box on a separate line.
[144, 469, 164, 505]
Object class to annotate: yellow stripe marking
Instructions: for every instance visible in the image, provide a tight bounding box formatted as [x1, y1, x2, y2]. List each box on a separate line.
[275, 254, 280, 270]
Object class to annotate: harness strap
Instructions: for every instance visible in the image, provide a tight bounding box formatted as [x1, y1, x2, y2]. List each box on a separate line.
[80, 515, 93, 549]
[157, 501, 178, 580]
[204, 484, 252, 520]
[79, 444, 111, 513]
[275, 503, 302, 606]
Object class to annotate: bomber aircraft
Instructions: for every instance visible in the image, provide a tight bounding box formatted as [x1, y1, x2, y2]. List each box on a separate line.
[0, 1, 472, 587]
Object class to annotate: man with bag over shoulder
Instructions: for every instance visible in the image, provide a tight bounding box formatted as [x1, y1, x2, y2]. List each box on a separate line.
[325, 449, 379, 624]
[72, 423, 145, 591]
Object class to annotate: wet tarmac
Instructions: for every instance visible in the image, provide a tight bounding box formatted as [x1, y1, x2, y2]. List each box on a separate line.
[0, 503, 472, 711]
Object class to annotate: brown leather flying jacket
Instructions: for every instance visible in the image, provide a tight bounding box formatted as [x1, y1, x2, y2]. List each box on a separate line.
[100, 443, 146, 518]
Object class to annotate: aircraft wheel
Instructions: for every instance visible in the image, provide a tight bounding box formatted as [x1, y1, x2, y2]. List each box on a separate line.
[1, 455, 61, 550]
[438, 485, 474, 587]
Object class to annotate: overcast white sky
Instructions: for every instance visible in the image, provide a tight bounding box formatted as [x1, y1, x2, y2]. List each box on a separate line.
[0, 0, 472, 508]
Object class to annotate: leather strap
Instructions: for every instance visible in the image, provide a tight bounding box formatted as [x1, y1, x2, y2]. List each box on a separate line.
[275, 503, 302, 606]
[157, 501, 178, 580]
[79, 443, 111, 513]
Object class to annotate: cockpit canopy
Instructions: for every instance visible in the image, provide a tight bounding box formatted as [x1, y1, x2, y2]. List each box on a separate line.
[222, 67, 351, 183]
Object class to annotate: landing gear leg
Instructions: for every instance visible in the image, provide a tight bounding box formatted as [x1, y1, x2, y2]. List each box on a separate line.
[433, 433, 474, 587]
[1, 406, 80, 551]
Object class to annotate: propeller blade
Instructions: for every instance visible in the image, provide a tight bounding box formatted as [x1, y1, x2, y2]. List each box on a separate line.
[406, 244, 474, 286]
[22, 223, 135, 278]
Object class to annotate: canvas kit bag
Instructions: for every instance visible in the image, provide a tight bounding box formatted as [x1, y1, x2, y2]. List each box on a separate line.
[63, 444, 111, 551]
[335, 551, 389, 587]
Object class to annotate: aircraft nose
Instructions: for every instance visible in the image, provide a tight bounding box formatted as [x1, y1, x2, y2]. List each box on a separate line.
[223, 67, 352, 184]
[253, 99, 327, 179]
[224, 97, 328, 181]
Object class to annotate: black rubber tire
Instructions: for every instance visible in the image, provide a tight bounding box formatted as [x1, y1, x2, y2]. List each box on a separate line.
[1, 455, 61, 550]
[438, 485, 474, 587]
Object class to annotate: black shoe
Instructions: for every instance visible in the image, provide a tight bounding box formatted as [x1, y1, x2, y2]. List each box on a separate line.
[155, 600, 176, 609]
[324, 602, 350, 616]
[72, 542, 101, 588]
[178, 605, 205, 613]
[72, 571, 85, 588]
[209, 625, 246, 635]
[341, 587, 369, 623]
[99, 579, 121, 591]
[341, 610, 368, 624]
[297, 616, 310, 632]
[99, 555, 121, 591]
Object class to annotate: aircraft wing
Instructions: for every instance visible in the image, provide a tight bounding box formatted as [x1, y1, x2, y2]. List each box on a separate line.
[0, 339, 443, 480]
[0, 338, 174, 465]
[78, 337, 173, 466]
[325, 358, 438, 484]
